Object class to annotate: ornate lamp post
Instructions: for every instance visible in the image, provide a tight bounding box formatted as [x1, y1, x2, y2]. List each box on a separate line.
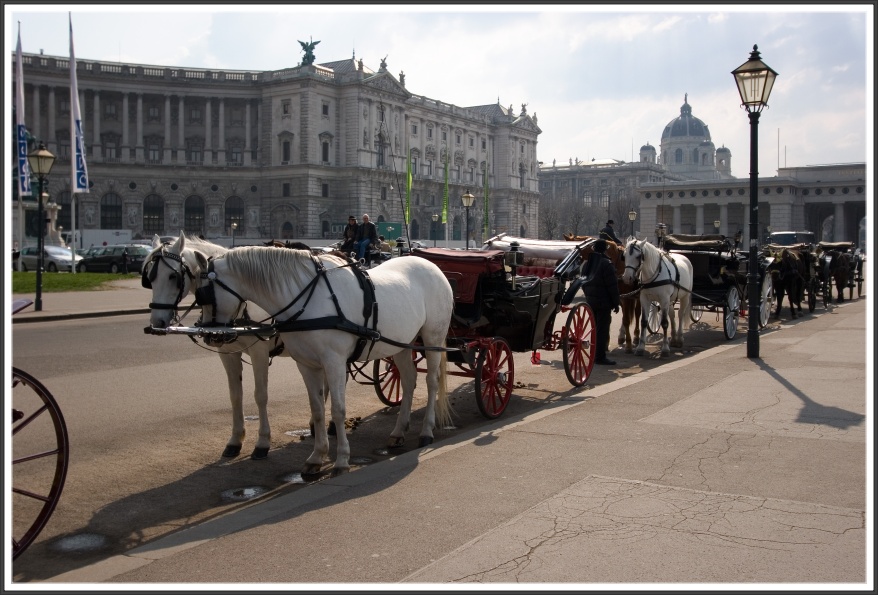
[431, 213, 439, 247]
[628, 209, 637, 239]
[461, 190, 475, 249]
[733, 44, 778, 359]
[231, 222, 238, 247]
[26, 142, 56, 312]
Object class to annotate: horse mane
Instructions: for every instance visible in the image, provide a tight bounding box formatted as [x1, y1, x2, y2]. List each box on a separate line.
[221, 246, 348, 297]
[637, 239, 662, 279]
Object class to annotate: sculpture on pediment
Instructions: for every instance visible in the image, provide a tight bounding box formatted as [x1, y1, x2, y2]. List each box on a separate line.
[380, 55, 388, 70]
[299, 37, 320, 66]
[399, 71, 405, 87]
[521, 103, 527, 115]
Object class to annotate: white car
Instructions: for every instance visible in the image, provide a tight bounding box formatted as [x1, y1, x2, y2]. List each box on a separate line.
[18, 245, 84, 272]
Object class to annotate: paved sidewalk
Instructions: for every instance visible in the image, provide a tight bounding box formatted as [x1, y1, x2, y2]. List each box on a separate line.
[31, 290, 869, 588]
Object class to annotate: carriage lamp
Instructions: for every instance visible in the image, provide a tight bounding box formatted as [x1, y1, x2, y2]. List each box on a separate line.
[231, 222, 238, 248]
[655, 223, 667, 248]
[628, 210, 637, 238]
[27, 142, 56, 312]
[714, 220, 721, 233]
[733, 44, 777, 359]
[432, 213, 439, 247]
[461, 190, 475, 250]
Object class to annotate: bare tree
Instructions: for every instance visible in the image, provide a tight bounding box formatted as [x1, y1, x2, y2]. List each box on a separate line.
[540, 199, 561, 239]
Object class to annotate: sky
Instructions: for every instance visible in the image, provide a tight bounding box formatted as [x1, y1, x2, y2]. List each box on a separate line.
[5, 3, 873, 179]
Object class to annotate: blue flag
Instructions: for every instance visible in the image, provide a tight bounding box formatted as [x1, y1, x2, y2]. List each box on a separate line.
[15, 26, 31, 198]
[70, 13, 89, 193]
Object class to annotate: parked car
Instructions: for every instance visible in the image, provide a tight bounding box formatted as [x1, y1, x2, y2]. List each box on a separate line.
[17, 245, 83, 272]
[78, 244, 150, 273]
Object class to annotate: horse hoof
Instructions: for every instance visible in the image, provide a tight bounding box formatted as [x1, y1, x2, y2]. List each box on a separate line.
[328, 421, 337, 436]
[329, 467, 349, 478]
[660, 350, 670, 358]
[309, 423, 315, 437]
[634, 349, 645, 356]
[388, 436, 405, 449]
[418, 436, 434, 448]
[222, 444, 242, 458]
[301, 463, 325, 478]
[250, 447, 269, 460]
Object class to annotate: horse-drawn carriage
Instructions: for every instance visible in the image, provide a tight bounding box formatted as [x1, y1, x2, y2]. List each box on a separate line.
[660, 233, 775, 339]
[815, 241, 863, 304]
[373, 241, 597, 419]
[761, 242, 819, 317]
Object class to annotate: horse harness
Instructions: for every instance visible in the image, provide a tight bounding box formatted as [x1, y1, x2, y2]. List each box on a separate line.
[624, 242, 682, 291]
[194, 253, 452, 363]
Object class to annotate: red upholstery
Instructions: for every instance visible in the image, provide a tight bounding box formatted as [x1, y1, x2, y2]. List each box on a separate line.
[516, 265, 555, 279]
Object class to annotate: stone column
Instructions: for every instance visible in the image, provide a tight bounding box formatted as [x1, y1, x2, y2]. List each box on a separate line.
[164, 94, 172, 163]
[244, 101, 252, 166]
[833, 202, 845, 242]
[217, 98, 226, 164]
[92, 91, 102, 162]
[32, 85, 41, 141]
[204, 97, 212, 166]
[178, 96, 185, 163]
[719, 204, 729, 237]
[47, 87, 56, 153]
[695, 204, 704, 235]
[135, 93, 144, 163]
[672, 206, 681, 235]
[122, 92, 130, 162]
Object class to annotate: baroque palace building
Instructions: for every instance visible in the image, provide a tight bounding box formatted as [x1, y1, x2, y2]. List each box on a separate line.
[539, 95, 867, 248]
[12, 49, 541, 247]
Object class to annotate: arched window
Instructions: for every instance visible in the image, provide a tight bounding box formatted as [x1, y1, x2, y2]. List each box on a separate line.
[224, 196, 245, 234]
[101, 192, 123, 228]
[184, 195, 205, 236]
[143, 194, 164, 235]
[583, 190, 591, 206]
[281, 221, 294, 239]
[675, 148, 683, 164]
[692, 148, 699, 164]
[600, 189, 609, 208]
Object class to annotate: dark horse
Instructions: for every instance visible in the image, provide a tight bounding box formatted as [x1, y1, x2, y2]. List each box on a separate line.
[817, 243, 853, 303]
[766, 246, 806, 319]
[564, 234, 642, 353]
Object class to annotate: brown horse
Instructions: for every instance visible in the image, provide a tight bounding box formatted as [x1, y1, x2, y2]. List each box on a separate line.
[765, 246, 806, 319]
[564, 234, 642, 353]
[816, 243, 854, 303]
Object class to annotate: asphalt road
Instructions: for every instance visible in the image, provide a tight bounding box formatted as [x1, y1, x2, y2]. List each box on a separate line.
[11, 308, 740, 581]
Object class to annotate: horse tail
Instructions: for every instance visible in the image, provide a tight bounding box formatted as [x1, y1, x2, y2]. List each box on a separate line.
[434, 348, 453, 430]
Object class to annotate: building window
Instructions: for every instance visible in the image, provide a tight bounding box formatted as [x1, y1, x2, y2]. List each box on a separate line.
[101, 192, 123, 228]
[282, 183, 291, 197]
[148, 106, 160, 121]
[282, 140, 291, 163]
[230, 146, 243, 164]
[427, 127, 433, 139]
[379, 106, 385, 122]
[424, 160, 432, 177]
[520, 144, 524, 154]
[189, 107, 201, 124]
[321, 183, 329, 197]
[441, 131, 447, 141]
[675, 148, 683, 164]
[282, 100, 291, 116]
[456, 134, 461, 144]
[481, 139, 486, 150]
[411, 124, 418, 135]
[184, 195, 205, 235]
[105, 141, 117, 159]
[381, 187, 387, 200]
[322, 141, 330, 163]
[188, 144, 202, 163]
[105, 103, 117, 119]
[143, 194, 164, 235]
[412, 157, 419, 176]
[148, 143, 161, 161]
[224, 196, 244, 234]
[322, 102, 330, 117]
[59, 99, 70, 114]
[57, 141, 71, 158]
[600, 190, 609, 208]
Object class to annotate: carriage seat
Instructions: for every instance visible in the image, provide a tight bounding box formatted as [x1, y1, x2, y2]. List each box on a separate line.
[515, 257, 559, 279]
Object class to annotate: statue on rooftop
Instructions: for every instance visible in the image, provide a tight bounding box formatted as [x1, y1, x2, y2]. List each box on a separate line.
[299, 37, 320, 66]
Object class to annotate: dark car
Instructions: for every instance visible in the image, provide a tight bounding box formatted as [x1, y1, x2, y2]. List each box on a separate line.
[79, 244, 150, 273]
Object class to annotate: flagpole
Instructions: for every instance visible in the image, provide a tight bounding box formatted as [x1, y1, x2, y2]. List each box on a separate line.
[15, 22, 32, 270]
[69, 11, 89, 271]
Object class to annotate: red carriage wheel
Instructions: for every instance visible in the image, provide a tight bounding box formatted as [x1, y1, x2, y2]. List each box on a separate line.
[12, 368, 69, 560]
[562, 303, 596, 386]
[372, 351, 424, 407]
[474, 338, 514, 419]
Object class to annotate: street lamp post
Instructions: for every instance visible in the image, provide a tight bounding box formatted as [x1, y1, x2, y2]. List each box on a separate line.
[628, 209, 637, 239]
[431, 213, 438, 247]
[733, 44, 778, 359]
[461, 190, 475, 250]
[26, 142, 56, 312]
[231, 222, 237, 247]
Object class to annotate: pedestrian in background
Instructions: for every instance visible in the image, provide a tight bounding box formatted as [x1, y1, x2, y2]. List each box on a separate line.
[581, 239, 621, 365]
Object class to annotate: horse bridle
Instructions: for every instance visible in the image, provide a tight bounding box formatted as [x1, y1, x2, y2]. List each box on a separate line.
[142, 246, 196, 318]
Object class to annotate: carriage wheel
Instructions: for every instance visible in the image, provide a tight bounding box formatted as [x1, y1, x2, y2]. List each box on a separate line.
[474, 338, 514, 419]
[689, 305, 705, 323]
[372, 351, 425, 407]
[12, 368, 69, 561]
[759, 273, 774, 328]
[807, 278, 818, 312]
[723, 287, 740, 340]
[562, 303, 595, 387]
[646, 301, 662, 334]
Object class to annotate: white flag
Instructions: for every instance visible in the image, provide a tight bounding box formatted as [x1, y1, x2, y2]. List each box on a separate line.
[70, 13, 89, 193]
[16, 25, 31, 197]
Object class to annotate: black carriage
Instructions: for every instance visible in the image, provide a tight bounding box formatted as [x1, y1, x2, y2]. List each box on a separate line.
[815, 241, 863, 303]
[659, 234, 775, 339]
[763, 242, 821, 313]
[371, 244, 596, 419]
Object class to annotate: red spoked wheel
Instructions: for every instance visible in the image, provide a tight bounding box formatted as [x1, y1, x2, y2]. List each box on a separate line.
[562, 303, 595, 386]
[12, 368, 69, 561]
[474, 338, 514, 419]
[372, 351, 424, 407]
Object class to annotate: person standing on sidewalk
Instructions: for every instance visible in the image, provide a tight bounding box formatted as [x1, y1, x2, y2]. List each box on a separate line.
[121, 248, 130, 274]
[582, 239, 621, 365]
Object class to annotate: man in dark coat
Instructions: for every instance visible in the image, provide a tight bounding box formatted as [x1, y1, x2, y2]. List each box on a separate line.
[581, 239, 621, 365]
[599, 219, 623, 246]
[353, 213, 379, 261]
[340, 215, 358, 253]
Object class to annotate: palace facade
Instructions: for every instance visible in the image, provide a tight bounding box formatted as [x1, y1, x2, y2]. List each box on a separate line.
[12, 50, 541, 248]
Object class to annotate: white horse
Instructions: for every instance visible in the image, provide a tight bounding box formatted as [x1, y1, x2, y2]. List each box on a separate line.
[143, 233, 282, 460]
[621, 238, 693, 357]
[191, 245, 454, 476]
